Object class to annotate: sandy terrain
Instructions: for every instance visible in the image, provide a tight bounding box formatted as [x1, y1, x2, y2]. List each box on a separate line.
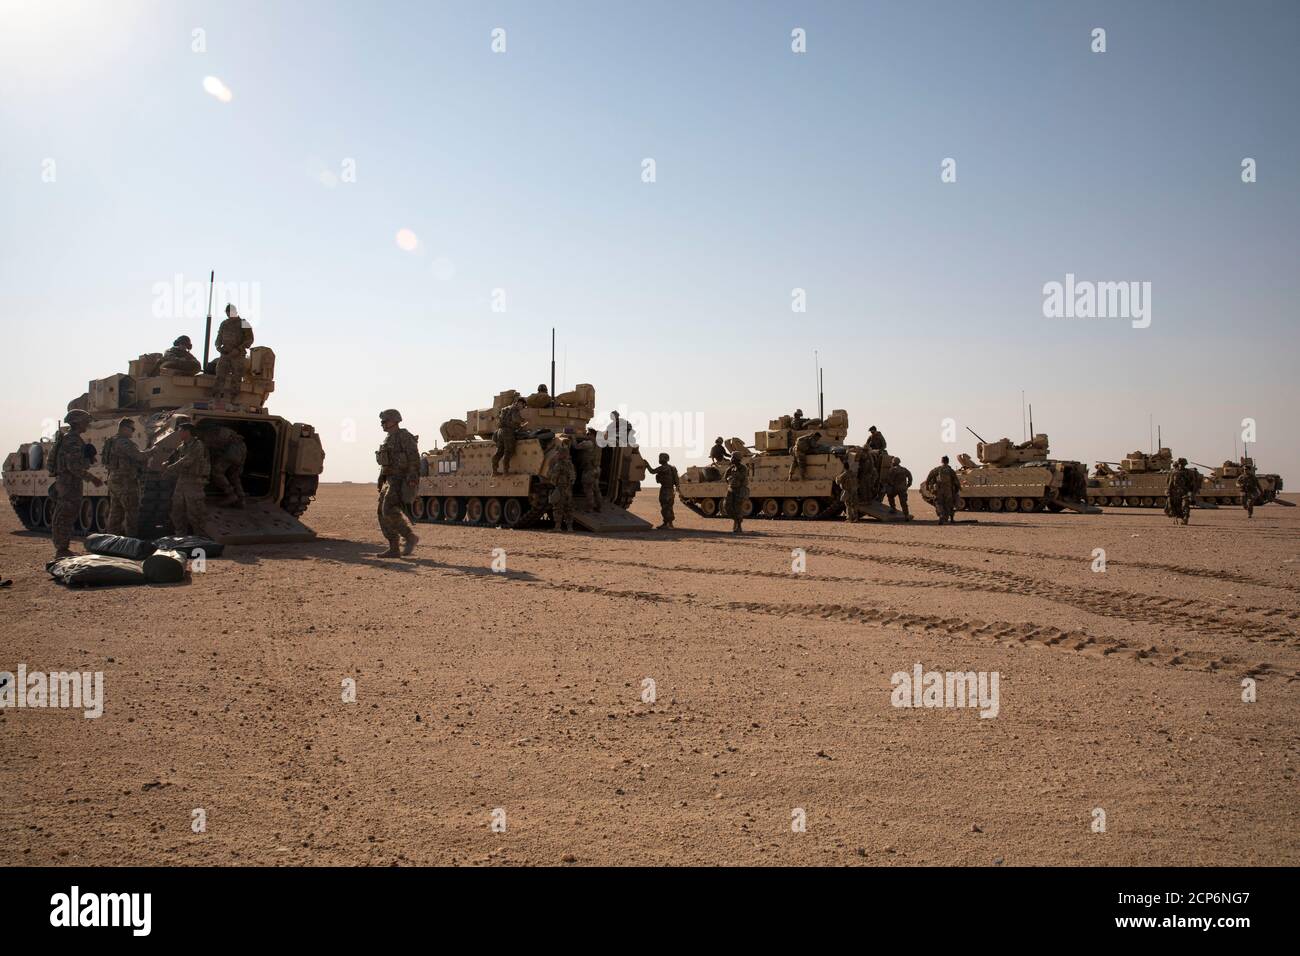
[2, 483, 1297, 867]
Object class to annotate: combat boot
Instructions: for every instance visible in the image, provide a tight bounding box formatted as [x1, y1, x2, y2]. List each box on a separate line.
[402, 532, 419, 555]
[375, 539, 401, 558]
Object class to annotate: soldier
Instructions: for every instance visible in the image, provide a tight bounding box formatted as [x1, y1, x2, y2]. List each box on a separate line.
[1165, 457, 1192, 525]
[199, 423, 247, 508]
[213, 304, 254, 401]
[162, 421, 210, 537]
[866, 425, 887, 452]
[857, 448, 882, 505]
[49, 410, 104, 558]
[885, 456, 913, 520]
[532, 383, 553, 407]
[723, 451, 749, 534]
[575, 428, 603, 512]
[925, 455, 960, 525]
[374, 409, 420, 557]
[549, 443, 577, 532]
[789, 431, 820, 480]
[1236, 464, 1261, 518]
[836, 457, 860, 523]
[646, 452, 680, 529]
[103, 418, 149, 537]
[160, 335, 202, 374]
[790, 408, 808, 431]
[491, 397, 529, 476]
[708, 436, 728, 465]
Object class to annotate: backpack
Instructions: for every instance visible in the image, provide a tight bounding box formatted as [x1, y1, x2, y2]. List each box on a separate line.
[46, 430, 66, 476]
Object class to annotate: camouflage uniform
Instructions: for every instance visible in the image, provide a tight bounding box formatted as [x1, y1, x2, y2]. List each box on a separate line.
[491, 402, 526, 475]
[789, 432, 817, 481]
[790, 410, 808, 431]
[1165, 462, 1191, 524]
[201, 425, 247, 506]
[836, 463, 860, 522]
[723, 455, 749, 533]
[103, 428, 148, 537]
[925, 462, 960, 524]
[1237, 469, 1261, 518]
[886, 460, 912, 519]
[213, 311, 253, 401]
[857, 449, 882, 504]
[549, 453, 577, 532]
[50, 417, 97, 554]
[376, 421, 420, 550]
[576, 434, 602, 512]
[160, 340, 201, 374]
[163, 434, 210, 536]
[708, 439, 728, 465]
[866, 428, 887, 452]
[646, 457, 680, 528]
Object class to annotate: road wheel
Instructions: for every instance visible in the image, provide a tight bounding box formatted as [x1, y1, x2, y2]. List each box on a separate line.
[94, 497, 111, 532]
[444, 497, 464, 523]
[741, 498, 754, 517]
[29, 496, 44, 527]
[1155, 497, 1167, 509]
[1020, 497, 1036, 513]
[502, 498, 525, 527]
[1125, 497, 1140, 507]
[1140, 496, 1153, 507]
[485, 497, 504, 525]
[427, 497, 443, 522]
[760, 498, 780, 518]
[699, 498, 717, 517]
[988, 497, 1003, 512]
[1004, 497, 1019, 512]
[77, 499, 95, 533]
[42, 497, 55, 528]
[465, 497, 485, 524]
[411, 496, 426, 521]
[955, 495, 965, 511]
[781, 498, 800, 518]
[801, 498, 822, 518]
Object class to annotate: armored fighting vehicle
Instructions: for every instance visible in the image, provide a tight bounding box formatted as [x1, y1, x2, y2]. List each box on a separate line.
[1087, 448, 1179, 508]
[1199, 457, 1289, 507]
[677, 411, 907, 521]
[925, 433, 1098, 514]
[3, 345, 325, 543]
[411, 384, 650, 530]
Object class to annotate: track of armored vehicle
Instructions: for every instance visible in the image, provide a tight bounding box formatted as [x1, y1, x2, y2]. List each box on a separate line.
[3, 343, 325, 544]
[408, 385, 650, 531]
[922, 434, 1098, 514]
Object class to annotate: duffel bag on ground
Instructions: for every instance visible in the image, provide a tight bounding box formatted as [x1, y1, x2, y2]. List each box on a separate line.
[47, 554, 147, 588]
[142, 549, 188, 584]
[150, 536, 225, 559]
[85, 533, 156, 562]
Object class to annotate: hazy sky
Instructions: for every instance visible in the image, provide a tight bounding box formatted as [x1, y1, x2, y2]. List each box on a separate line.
[2, 0, 1297, 483]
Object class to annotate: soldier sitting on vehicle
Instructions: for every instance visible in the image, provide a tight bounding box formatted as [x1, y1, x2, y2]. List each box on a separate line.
[160, 335, 202, 374]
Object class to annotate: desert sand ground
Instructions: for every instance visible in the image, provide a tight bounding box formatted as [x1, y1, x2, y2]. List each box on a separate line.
[2, 483, 1297, 867]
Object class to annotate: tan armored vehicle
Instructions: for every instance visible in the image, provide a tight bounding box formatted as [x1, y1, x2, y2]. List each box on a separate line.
[677, 411, 907, 521]
[1199, 457, 1288, 507]
[412, 384, 650, 530]
[1087, 448, 1179, 508]
[925, 433, 1098, 513]
[3, 345, 325, 543]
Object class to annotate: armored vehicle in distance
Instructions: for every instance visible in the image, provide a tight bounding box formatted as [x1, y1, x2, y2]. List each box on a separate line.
[929, 433, 1098, 514]
[3, 345, 324, 543]
[1199, 457, 1288, 507]
[411, 385, 650, 531]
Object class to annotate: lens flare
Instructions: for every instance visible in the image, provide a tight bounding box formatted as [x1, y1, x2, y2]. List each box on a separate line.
[395, 229, 419, 252]
[202, 76, 233, 103]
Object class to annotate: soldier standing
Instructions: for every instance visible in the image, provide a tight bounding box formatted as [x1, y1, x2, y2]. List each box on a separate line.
[213, 304, 254, 401]
[576, 428, 603, 512]
[866, 426, 887, 452]
[160, 335, 202, 374]
[549, 443, 577, 532]
[162, 421, 210, 537]
[1237, 464, 1261, 518]
[49, 410, 104, 558]
[491, 397, 529, 476]
[199, 424, 248, 508]
[836, 458, 860, 523]
[925, 455, 960, 525]
[723, 451, 749, 534]
[886, 456, 913, 520]
[790, 409, 808, 431]
[374, 409, 420, 557]
[1165, 457, 1192, 525]
[646, 452, 680, 529]
[103, 418, 148, 537]
[789, 431, 819, 480]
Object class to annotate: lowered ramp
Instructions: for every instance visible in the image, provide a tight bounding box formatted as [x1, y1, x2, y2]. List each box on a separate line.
[203, 499, 318, 544]
[573, 503, 653, 532]
[859, 501, 912, 523]
[1055, 497, 1102, 514]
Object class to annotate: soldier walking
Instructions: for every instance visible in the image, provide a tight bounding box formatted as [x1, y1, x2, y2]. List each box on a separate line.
[49, 410, 104, 558]
[886, 456, 913, 520]
[925, 455, 960, 525]
[374, 409, 420, 557]
[103, 418, 148, 537]
[491, 397, 528, 476]
[1237, 464, 1261, 518]
[162, 421, 210, 537]
[213, 304, 254, 401]
[1165, 457, 1192, 525]
[549, 444, 577, 532]
[646, 452, 680, 529]
[723, 451, 750, 534]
